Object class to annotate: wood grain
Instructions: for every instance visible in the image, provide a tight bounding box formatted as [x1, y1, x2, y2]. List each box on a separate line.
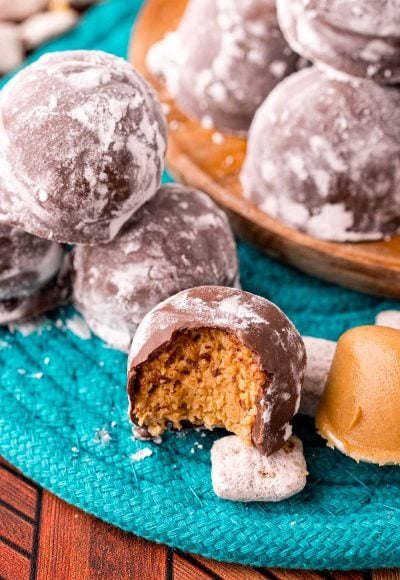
[36, 492, 167, 580]
[0, 456, 398, 579]
[130, 0, 400, 300]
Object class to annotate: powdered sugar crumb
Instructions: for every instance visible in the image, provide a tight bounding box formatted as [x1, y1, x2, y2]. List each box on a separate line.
[130, 447, 153, 462]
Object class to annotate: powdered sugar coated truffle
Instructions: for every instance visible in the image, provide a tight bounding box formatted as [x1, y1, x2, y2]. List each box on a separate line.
[211, 435, 307, 502]
[147, 0, 301, 134]
[241, 67, 400, 241]
[277, 0, 400, 84]
[0, 50, 167, 244]
[0, 224, 68, 324]
[72, 184, 239, 352]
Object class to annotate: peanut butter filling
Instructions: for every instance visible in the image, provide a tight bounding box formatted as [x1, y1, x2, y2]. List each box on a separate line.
[133, 328, 268, 444]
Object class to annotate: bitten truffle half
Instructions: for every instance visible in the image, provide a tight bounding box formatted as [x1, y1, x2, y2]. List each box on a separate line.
[0, 50, 167, 244]
[0, 224, 68, 324]
[73, 184, 239, 352]
[128, 286, 306, 456]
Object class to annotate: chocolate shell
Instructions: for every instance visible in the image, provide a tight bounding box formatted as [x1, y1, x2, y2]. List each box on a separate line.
[0, 224, 69, 324]
[147, 0, 301, 135]
[0, 50, 167, 244]
[128, 286, 306, 455]
[72, 184, 239, 352]
[277, 0, 400, 85]
[241, 67, 400, 242]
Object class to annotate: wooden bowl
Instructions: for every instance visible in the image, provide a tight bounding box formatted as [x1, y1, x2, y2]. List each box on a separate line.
[130, 0, 400, 299]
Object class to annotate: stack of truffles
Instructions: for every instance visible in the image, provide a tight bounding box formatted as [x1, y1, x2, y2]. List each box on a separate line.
[150, 0, 400, 243]
[0, 50, 239, 352]
[0, 48, 311, 502]
[243, 0, 400, 242]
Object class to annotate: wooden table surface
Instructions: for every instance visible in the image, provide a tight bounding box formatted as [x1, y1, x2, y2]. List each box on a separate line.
[0, 457, 397, 580]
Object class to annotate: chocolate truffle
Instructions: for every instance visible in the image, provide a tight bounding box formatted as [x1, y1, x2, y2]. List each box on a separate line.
[147, 0, 301, 134]
[316, 326, 400, 465]
[128, 286, 306, 456]
[73, 184, 239, 352]
[0, 225, 68, 324]
[241, 67, 400, 242]
[0, 50, 167, 244]
[277, 0, 400, 85]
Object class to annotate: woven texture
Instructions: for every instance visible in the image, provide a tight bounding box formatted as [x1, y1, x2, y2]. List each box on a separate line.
[1, 0, 400, 570]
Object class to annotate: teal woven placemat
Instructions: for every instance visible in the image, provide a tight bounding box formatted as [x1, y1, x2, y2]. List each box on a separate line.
[1, 0, 400, 570]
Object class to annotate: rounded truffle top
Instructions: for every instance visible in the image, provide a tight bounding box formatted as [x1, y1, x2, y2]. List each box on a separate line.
[129, 286, 306, 453]
[289, 0, 400, 37]
[0, 224, 63, 301]
[277, 0, 400, 83]
[241, 67, 400, 241]
[72, 183, 239, 351]
[148, 0, 301, 134]
[0, 50, 167, 244]
[316, 325, 400, 465]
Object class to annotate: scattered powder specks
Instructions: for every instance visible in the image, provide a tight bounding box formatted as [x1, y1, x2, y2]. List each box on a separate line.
[131, 448, 153, 462]
[29, 372, 43, 379]
[71, 446, 79, 454]
[43, 357, 50, 365]
[94, 428, 111, 445]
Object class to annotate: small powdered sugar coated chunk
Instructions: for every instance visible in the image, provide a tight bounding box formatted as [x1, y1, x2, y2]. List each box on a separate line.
[147, 0, 301, 135]
[66, 315, 91, 340]
[0, 23, 24, 75]
[0, 51, 167, 245]
[300, 336, 336, 417]
[0, 0, 47, 21]
[130, 447, 153, 462]
[375, 310, 400, 330]
[211, 435, 307, 502]
[21, 10, 79, 50]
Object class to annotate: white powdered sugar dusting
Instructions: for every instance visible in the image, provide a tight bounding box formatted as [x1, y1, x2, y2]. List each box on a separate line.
[242, 67, 400, 241]
[147, 0, 300, 133]
[0, 50, 167, 244]
[73, 184, 238, 352]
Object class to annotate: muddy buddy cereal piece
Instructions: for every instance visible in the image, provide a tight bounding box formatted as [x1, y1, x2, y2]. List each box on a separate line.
[241, 67, 400, 241]
[0, 23, 24, 75]
[0, 50, 167, 244]
[147, 0, 301, 135]
[73, 184, 239, 352]
[316, 326, 400, 465]
[0, 224, 69, 324]
[277, 0, 400, 85]
[300, 336, 336, 417]
[128, 286, 306, 456]
[21, 9, 79, 50]
[211, 435, 307, 502]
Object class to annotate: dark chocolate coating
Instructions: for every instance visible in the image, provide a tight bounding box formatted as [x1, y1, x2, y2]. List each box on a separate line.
[241, 67, 400, 242]
[148, 0, 302, 135]
[0, 50, 167, 244]
[72, 184, 239, 352]
[128, 286, 306, 456]
[0, 224, 70, 324]
[277, 0, 400, 84]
